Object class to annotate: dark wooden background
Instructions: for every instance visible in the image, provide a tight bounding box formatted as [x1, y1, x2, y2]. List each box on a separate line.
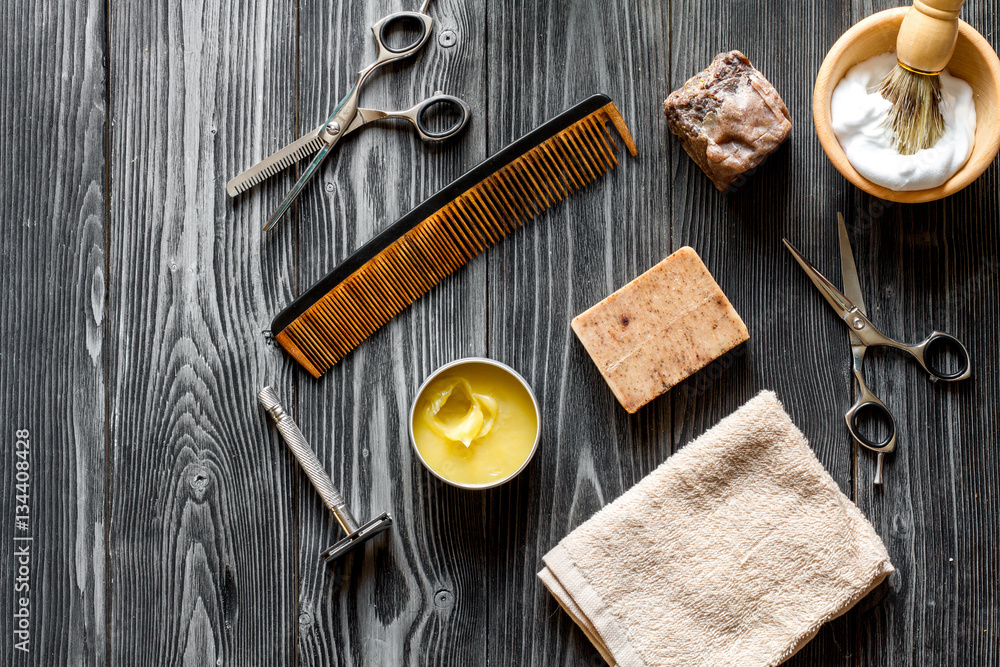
[2, 0, 999, 664]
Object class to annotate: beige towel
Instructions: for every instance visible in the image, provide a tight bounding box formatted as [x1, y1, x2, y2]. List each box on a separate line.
[538, 390, 893, 667]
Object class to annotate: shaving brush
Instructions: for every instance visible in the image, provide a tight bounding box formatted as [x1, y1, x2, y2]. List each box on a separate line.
[878, 0, 967, 154]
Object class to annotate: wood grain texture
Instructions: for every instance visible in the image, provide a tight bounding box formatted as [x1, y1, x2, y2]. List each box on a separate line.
[482, 2, 672, 665]
[849, 5, 1000, 666]
[665, 0, 858, 663]
[106, 0, 298, 663]
[294, 0, 489, 664]
[3, 0, 1000, 664]
[0, 0, 108, 664]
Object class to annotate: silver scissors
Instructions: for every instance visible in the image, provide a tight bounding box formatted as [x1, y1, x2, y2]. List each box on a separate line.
[783, 213, 971, 486]
[227, 0, 471, 232]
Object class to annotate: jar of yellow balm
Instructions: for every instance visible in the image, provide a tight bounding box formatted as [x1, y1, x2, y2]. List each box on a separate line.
[410, 358, 540, 489]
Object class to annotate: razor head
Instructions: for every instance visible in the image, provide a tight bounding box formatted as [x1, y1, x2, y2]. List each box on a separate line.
[321, 512, 393, 563]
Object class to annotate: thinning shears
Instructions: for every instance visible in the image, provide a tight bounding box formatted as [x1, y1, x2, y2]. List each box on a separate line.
[783, 214, 971, 486]
[227, 0, 471, 232]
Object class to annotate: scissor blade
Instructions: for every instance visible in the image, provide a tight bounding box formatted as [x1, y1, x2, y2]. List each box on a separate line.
[835, 215, 874, 471]
[783, 238, 859, 320]
[226, 122, 327, 197]
[262, 140, 335, 232]
[838, 213, 867, 318]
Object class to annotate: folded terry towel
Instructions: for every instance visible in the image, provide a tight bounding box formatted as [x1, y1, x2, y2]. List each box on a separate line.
[538, 390, 893, 667]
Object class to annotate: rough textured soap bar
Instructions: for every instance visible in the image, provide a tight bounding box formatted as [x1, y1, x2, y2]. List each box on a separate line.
[571, 247, 749, 413]
[663, 50, 791, 191]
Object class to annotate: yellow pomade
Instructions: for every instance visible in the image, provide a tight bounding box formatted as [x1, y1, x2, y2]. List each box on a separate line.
[412, 362, 538, 486]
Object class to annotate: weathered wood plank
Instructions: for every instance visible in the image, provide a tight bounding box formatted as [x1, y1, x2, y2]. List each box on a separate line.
[106, 0, 298, 663]
[849, 5, 1000, 666]
[1, 0, 997, 663]
[0, 0, 108, 664]
[483, 1, 672, 665]
[669, 0, 853, 462]
[666, 0, 858, 665]
[293, 0, 488, 663]
[849, 197, 1000, 666]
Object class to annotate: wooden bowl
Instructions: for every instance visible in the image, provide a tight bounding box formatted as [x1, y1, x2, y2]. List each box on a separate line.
[814, 7, 1000, 203]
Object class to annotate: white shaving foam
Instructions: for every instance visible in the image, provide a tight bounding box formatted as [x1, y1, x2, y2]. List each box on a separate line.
[830, 52, 976, 191]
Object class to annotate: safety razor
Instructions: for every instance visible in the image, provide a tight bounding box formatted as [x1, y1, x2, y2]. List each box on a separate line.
[257, 386, 392, 562]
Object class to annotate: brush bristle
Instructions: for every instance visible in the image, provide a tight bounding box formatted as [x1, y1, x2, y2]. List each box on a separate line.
[877, 64, 945, 155]
[276, 102, 636, 377]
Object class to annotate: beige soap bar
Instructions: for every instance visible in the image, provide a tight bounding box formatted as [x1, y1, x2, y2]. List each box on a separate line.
[571, 247, 749, 413]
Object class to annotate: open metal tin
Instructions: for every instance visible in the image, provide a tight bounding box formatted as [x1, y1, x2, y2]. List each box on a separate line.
[409, 357, 541, 490]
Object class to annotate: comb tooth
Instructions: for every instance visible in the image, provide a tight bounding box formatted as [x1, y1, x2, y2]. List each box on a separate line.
[372, 256, 409, 311]
[572, 125, 607, 175]
[440, 205, 479, 258]
[468, 189, 504, 242]
[598, 103, 638, 156]
[525, 151, 562, 204]
[350, 275, 391, 327]
[481, 179, 519, 233]
[506, 162, 547, 214]
[579, 126, 609, 174]
[283, 327, 324, 373]
[495, 167, 537, 220]
[296, 314, 339, 368]
[538, 144, 575, 194]
[561, 130, 598, 182]
[334, 292, 371, 342]
[413, 234, 450, 281]
[576, 118, 607, 170]
[521, 151, 555, 205]
[593, 113, 622, 157]
[320, 298, 361, 350]
[396, 233, 436, 286]
[533, 148, 570, 200]
[511, 159, 547, 215]
[316, 296, 359, 351]
[583, 117, 617, 169]
[463, 201, 493, 250]
[303, 307, 345, 362]
[550, 140, 585, 191]
[308, 301, 340, 349]
[496, 168, 535, 220]
[425, 215, 465, 272]
[412, 222, 452, 279]
[284, 329, 323, 373]
[464, 192, 502, 245]
[450, 199, 488, 251]
[487, 171, 527, 225]
[449, 208, 481, 260]
[414, 214, 450, 273]
[467, 191, 501, 244]
[353, 269, 389, 328]
[390, 245, 428, 301]
[371, 253, 406, 307]
[524, 154, 562, 208]
[378, 247, 411, 301]
[476, 178, 516, 235]
[356, 261, 395, 315]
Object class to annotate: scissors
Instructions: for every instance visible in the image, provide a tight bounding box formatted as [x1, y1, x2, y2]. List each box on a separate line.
[227, 0, 471, 232]
[783, 213, 971, 486]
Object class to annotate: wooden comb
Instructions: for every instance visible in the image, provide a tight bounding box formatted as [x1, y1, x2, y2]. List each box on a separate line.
[272, 94, 637, 377]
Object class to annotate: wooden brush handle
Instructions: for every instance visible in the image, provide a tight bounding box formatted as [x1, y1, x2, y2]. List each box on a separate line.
[896, 0, 967, 74]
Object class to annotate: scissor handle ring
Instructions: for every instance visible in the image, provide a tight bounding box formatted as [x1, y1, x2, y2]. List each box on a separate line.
[917, 332, 971, 381]
[414, 95, 471, 141]
[845, 391, 897, 454]
[373, 11, 433, 59]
